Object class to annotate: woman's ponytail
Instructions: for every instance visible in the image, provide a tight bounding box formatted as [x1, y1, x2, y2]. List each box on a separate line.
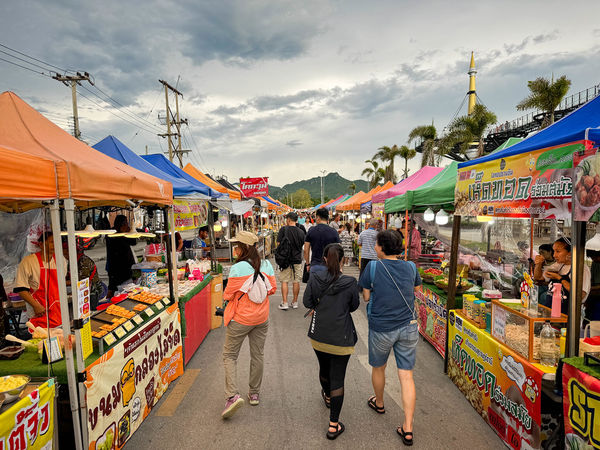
[323, 243, 344, 278]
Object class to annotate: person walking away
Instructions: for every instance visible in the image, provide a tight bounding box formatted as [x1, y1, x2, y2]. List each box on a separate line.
[403, 219, 421, 261]
[106, 215, 137, 299]
[304, 208, 340, 275]
[358, 230, 422, 446]
[221, 231, 277, 419]
[340, 223, 354, 267]
[303, 243, 359, 440]
[330, 214, 341, 232]
[275, 212, 306, 310]
[358, 218, 378, 275]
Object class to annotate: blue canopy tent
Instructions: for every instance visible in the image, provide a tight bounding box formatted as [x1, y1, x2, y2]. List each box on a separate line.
[141, 153, 222, 198]
[261, 196, 278, 205]
[459, 94, 600, 168]
[93, 136, 210, 198]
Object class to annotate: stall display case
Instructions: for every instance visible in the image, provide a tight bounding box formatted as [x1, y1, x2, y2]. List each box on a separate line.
[491, 299, 567, 362]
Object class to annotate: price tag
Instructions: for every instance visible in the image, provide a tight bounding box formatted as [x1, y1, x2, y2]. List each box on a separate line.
[492, 305, 507, 342]
[103, 333, 117, 347]
[145, 308, 155, 317]
[155, 301, 165, 310]
[43, 337, 64, 363]
[133, 315, 144, 325]
[161, 298, 171, 307]
[123, 321, 134, 332]
[114, 326, 127, 339]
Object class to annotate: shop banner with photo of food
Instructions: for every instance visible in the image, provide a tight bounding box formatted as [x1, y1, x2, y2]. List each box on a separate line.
[0, 379, 55, 450]
[173, 200, 209, 231]
[239, 177, 268, 198]
[573, 146, 600, 221]
[85, 305, 184, 450]
[372, 202, 385, 220]
[415, 284, 446, 357]
[455, 141, 593, 218]
[562, 361, 600, 449]
[448, 310, 543, 449]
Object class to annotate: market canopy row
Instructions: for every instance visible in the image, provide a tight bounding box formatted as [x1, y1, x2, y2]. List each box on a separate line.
[372, 166, 443, 203]
[184, 163, 242, 200]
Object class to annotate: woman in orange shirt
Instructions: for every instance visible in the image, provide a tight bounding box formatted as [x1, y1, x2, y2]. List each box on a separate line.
[221, 231, 277, 419]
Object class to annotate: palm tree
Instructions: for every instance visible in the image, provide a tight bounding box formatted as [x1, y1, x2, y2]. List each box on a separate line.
[361, 160, 385, 188]
[447, 104, 497, 157]
[348, 182, 357, 195]
[408, 125, 437, 167]
[516, 75, 571, 128]
[374, 145, 403, 183]
[398, 145, 416, 179]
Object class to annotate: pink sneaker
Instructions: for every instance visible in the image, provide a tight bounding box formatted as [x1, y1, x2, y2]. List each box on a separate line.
[222, 394, 244, 419]
[248, 393, 260, 406]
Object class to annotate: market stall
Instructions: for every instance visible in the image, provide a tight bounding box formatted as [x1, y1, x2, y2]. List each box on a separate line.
[0, 91, 178, 450]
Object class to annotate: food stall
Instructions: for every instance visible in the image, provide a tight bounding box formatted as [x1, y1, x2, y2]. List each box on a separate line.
[449, 93, 600, 448]
[0, 91, 180, 450]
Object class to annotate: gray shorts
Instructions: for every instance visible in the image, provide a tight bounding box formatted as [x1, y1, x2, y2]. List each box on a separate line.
[369, 321, 419, 370]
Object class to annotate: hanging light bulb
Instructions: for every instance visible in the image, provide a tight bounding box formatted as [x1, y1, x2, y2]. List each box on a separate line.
[366, 213, 372, 219]
[213, 223, 223, 232]
[423, 208, 435, 222]
[356, 218, 362, 223]
[435, 209, 449, 225]
[221, 219, 228, 228]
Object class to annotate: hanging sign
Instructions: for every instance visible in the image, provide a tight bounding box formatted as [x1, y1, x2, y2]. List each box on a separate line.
[455, 141, 592, 218]
[573, 146, 600, 221]
[173, 200, 208, 231]
[415, 285, 446, 357]
[371, 202, 385, 220]
[239, 177, 268, 198]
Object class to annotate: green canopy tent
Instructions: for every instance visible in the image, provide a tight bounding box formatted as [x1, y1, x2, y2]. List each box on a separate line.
[385, 138, 523, 213]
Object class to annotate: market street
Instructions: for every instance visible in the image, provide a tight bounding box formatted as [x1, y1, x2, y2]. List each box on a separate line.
[126, 263, 504, 449]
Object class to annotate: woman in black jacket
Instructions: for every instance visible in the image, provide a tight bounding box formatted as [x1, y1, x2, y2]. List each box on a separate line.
[303, 243, 359, 440]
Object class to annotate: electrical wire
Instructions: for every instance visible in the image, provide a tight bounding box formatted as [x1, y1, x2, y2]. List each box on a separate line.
[0, 43, 71, 73]
[0, 55, 54, 78]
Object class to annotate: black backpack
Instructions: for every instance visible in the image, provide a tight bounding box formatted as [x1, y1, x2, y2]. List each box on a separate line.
[275, 228, 294, 270]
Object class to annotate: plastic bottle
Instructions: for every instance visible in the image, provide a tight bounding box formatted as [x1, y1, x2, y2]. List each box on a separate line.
[539, 321, 557, 367]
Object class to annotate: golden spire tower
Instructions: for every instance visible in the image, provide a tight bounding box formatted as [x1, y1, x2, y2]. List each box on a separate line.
[467, 52, 477, 115]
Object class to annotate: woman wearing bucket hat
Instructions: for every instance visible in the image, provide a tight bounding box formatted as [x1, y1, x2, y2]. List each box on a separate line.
[221, 231, 277, 419]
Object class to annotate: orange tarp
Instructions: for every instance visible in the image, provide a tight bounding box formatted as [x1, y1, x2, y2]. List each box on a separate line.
[183, 164, 241, 200]
[336, 191, 365, 211]
[0, 92, 172, 212]
[337, 182, 394, 211]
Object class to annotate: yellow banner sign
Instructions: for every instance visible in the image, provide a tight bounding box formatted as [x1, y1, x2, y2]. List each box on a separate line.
[0, 379, 55, 449]
[173, 200, 208, 231]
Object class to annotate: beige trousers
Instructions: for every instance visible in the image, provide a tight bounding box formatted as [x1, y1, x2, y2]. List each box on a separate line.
[223, 319, 269, 399]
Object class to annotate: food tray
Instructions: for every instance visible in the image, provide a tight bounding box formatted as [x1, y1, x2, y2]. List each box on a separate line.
[92, 311, 120, 324]
[90, 319, 107, 333]
[116, 298, 147, 311]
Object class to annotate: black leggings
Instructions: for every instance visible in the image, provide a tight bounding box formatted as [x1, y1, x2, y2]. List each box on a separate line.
[314, 349, 350, 423]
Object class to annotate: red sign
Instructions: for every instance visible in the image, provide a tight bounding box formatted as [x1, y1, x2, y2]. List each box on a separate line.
[239, 177, 268, 197]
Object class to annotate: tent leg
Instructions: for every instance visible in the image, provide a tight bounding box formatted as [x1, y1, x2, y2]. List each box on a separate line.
[50, 200, 84, 450]
[164, 206, 179, 306]
[65, 199, 88, 446]
[568, 220, 586, 357]
[444, 215, 461, 374]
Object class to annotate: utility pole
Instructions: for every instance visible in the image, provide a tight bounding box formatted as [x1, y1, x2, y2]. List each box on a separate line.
[52, 72, 93, 140]
[158, 79, 190, 167]
[320, 170, 327, 205]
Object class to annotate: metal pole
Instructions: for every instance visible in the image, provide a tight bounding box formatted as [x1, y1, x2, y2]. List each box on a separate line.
[568, 220, 585, 357]
[444, 215, 461, 373]
[71, 81, 81, 140]
[163, 207, 177, 305]
[50, 200, 84, 450]
[65, 199, 88, 445]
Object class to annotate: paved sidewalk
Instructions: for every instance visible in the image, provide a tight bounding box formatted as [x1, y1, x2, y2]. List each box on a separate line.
[125, 261, 505, 449]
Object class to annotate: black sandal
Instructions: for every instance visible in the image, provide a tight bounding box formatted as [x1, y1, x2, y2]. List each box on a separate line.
[326, 422, 345, 440]
[367, 396, 385, 414]
[397, 427, 414, 446]
[321, 389, 330, 408]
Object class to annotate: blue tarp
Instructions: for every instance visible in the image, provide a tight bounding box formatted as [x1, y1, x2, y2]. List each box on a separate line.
[459, 95, 600, 168]
[93, 136, 207, 198]
[262, 196, 278, 205]
[141, 153, 221, 197]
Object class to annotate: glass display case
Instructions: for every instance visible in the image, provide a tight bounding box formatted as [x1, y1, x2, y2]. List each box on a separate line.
[491, 299, 567, 362]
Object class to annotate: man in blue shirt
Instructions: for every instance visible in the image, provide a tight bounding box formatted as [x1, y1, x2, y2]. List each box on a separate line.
[304, 208, 340, 274]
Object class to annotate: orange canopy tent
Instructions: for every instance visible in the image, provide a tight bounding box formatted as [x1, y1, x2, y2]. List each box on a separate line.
[336, 191, 365, 211]
[0, 92, 172, 212]
[336, 182, 393, 211]
[183, 163, 241, 200]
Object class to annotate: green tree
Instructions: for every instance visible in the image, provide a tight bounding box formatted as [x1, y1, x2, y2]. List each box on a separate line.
[408, 125, 438, 167]
[398, 145, 416, 179]
[374, 145, 404, 183]
[361, 159, 385, 188]
[292, 188, 312, 208]
[516, 75, 571, 128]
[445, 104, 497, 157]
[348, 182, 357, 195]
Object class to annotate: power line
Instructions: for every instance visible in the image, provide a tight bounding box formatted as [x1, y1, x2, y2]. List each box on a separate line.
[0, 55, 54, 78]
[0, 43, 71, 73]
[129, 88, 163, 143]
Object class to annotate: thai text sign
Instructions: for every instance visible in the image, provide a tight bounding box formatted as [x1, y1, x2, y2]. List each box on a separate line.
[173, 200, 208, 231]
[455, 141, 591, 218]
[563, 361, 600, 449]
[415, 285, 446, 357]
[0, 380, 55, 450]
[448, 310, 543, 449]
[85, 305, 184, 449]
[239, 177, 268, 198]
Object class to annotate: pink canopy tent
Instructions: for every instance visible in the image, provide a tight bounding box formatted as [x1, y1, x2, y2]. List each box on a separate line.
[371, 166, 444, 203]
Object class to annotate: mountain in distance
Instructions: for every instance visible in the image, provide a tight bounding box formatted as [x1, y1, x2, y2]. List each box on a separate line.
[269, 172, 370, 202]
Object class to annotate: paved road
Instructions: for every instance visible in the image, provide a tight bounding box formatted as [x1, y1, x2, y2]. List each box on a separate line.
[124, 262, 504, 449]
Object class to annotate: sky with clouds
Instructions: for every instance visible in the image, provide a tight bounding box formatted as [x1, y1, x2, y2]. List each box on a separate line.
[1, 0, 599, 187]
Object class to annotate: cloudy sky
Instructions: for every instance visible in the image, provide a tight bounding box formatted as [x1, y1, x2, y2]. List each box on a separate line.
[1, 0, 599, 187]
